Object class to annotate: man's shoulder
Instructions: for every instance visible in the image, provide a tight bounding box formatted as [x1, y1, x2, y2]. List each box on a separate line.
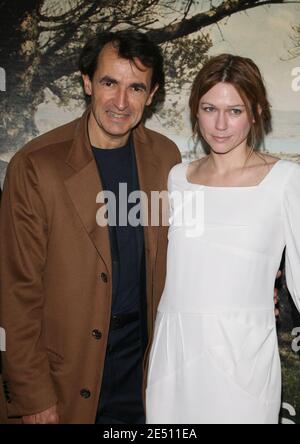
[139, 125, 181, 162]
[143, 126, 176, 147]
[12, 117, 81, 165]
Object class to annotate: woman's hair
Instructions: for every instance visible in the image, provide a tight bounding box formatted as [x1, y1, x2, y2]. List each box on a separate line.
[189, 54, 272, 149]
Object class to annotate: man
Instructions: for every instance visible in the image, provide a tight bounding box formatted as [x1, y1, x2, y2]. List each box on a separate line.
[0, 30, 181, 424]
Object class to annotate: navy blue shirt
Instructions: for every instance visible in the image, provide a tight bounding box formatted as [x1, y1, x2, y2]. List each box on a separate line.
[92, 138, 146, 424]
[93, 141, 143, 314]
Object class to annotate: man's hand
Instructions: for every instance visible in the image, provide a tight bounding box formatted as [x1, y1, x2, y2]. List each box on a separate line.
[274, 270, 282, 320]
[22, 404, 59, 424]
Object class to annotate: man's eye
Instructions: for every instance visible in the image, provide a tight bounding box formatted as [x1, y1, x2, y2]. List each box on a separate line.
[101, 81, 114, 87]
[132, 87, 143, 93]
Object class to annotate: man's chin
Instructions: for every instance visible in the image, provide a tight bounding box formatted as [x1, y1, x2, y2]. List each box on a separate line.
[105, 129, 132, 139]
[103, 123, 137, 139]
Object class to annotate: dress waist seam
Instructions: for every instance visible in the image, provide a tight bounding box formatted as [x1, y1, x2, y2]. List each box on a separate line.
[157, 307, 274, 315]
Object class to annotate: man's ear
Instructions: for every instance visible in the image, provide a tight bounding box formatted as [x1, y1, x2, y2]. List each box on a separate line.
[82, 74, 92, 96]
[146, 84, 159, 106]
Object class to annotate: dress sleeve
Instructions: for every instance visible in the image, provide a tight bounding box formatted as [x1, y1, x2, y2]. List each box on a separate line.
[283, 163, 300, 312]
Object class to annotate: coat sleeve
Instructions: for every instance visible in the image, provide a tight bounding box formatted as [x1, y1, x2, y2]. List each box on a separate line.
[283, 163, 300, 313]
[175, 146, 182, 166]
[0, 154, 58, 417]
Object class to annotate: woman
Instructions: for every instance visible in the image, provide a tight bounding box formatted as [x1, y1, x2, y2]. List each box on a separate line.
[146, 54, 300, 424]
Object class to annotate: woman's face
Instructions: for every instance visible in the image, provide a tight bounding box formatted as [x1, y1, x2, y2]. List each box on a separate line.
[197, 82, 252, 154]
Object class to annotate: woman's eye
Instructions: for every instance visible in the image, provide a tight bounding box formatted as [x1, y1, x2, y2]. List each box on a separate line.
[203, 107, 215, 112]
[230, 108, 242, 115]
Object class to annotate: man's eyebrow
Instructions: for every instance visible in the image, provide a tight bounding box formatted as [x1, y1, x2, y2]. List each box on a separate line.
[98, 77, 147, 91]
[129, 82, 147, 91]
[99, 76, 118, 84]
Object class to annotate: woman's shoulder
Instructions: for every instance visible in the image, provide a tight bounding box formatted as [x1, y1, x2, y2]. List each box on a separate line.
[168, 159, 202, 191]
[264, 157, 300, 195]
[169, 160, 188, 180]
[256, 153, 280, 165]
[255, 154, 299, 178]
[169, 157, 208, 181]
[274, 157, 300, 174]
[280, 158, 300, 185]
[251, 153, 281, 173]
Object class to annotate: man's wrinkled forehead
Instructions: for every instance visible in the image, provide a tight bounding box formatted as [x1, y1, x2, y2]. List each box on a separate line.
[95, 42, 153, 82]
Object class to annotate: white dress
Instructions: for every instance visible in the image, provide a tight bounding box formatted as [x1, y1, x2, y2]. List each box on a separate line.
[146, 160, 300, 425]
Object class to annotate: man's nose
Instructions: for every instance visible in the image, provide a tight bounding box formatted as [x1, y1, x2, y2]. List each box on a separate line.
[114, 88, 129, 110]
[215, 111, 228, 131]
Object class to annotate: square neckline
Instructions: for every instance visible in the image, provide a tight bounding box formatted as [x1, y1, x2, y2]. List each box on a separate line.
[184, 159, 283, 190]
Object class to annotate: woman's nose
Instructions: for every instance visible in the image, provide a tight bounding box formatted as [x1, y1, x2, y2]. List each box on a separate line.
[215, 111, 228, 131]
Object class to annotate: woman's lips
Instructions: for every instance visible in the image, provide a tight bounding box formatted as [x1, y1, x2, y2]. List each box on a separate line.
[212, 135, 231, 143]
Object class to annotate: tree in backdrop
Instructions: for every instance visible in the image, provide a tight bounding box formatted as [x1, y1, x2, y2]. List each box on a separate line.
[0, 0, 300, 153]
[289, 23, 300, 58]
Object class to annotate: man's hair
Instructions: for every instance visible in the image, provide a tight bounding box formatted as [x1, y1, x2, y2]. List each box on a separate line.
[79, 29, 165, 93]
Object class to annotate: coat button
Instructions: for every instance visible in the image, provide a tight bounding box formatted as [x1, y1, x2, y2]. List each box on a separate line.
[80, 389, 91, 399]
[100, 273, 108, 283]
[92, 329, 102, 340]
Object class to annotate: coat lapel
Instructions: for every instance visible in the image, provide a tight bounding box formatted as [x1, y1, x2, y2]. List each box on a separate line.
[64, 109, 112, 275]
[133, 126, 161, 262]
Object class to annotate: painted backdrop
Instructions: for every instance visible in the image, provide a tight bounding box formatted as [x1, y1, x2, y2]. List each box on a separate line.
[0, 0, 300, 424]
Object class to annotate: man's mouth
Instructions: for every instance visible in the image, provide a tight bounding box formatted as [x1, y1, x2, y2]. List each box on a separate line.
[107, 111, 130, 120]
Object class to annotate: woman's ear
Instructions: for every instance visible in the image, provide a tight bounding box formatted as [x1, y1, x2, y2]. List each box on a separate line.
[253, 105, 262, 123]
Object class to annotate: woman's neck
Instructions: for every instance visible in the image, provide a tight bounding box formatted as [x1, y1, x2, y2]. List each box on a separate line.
[207, 146, 253, 175]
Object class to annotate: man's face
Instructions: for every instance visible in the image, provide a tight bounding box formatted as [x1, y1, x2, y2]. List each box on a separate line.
[82, 43, 158, 148]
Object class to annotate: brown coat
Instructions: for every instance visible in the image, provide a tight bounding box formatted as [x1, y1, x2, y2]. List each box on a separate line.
[0, 108, 181, 424]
